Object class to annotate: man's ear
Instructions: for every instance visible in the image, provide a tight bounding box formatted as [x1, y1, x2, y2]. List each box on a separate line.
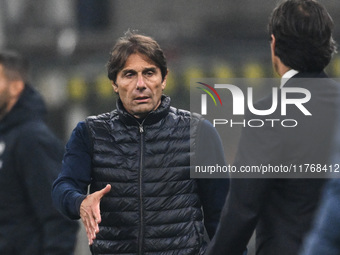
[112, 81, 119, 93]
[270, 34, 276, 56]
[161, 70, 169, 90]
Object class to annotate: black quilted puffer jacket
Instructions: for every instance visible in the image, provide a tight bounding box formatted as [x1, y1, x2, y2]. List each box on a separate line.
[86, 96, 206, 255]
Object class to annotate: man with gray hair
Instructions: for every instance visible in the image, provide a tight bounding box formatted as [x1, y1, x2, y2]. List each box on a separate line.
[52, 31, 229, 255]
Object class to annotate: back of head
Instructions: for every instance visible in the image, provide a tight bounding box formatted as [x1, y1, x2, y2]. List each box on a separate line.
[0, 51, 29, 83]
[107, 31, 168, 83]
[268, 0, 337, 72]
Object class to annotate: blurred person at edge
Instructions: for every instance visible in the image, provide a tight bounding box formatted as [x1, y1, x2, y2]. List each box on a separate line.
[300, 178, 340, 255]
[0, 51, 79, 254]
[52, 31, 229, 255]
[206, 0, 340, 255]
[300, 105, 340, 255]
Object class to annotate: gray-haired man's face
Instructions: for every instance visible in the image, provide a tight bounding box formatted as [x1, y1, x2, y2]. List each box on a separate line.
[112, 53, 167, 119]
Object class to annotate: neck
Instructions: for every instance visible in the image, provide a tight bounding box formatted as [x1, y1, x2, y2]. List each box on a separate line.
[274, 58, 291, 77]
[278, 66, 290, 77]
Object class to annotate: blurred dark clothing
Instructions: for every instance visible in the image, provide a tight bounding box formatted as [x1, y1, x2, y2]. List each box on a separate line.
[77, 0, 110, 31]
[300, 97, 340, 255]
[206, 72, 340, 255]
[0, 85, 78, 254]
[299, 179, 340, 255]
[53, 95, 229, 254]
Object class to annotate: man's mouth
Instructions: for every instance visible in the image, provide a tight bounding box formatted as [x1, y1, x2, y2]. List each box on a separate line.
[135, 96, 150, 103]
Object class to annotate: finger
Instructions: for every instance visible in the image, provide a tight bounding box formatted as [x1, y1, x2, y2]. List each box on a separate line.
[97, 184, 111, 198]
[81, 208, 93, 233]
[88, 220, 97, 243]
[81, 207, 98, 242]
[81, 216, 94, 245]
[82, 209, 98, 237]
[89, 214, 99, 234]
[94, 217, 100, 234]
[93, 184, 111, 224]
[92, 203, 102, 226]
[87, 228, 93, 245]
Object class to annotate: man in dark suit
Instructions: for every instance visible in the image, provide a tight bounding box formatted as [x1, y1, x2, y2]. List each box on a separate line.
[206, 1, 340, 255]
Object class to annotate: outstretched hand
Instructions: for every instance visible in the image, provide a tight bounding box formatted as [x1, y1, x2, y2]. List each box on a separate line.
[80, 184, 111, 245]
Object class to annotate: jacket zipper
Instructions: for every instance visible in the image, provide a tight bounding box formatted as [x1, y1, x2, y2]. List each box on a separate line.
[138, 119, 145, 255]
[129, 113, 150, 255]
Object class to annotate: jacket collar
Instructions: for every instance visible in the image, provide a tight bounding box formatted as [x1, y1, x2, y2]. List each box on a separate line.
[292, 71, 328, 79]
[283, 71, 328, 87]
[114, 95, 171, 126]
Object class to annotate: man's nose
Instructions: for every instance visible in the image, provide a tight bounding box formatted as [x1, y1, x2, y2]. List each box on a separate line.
[136, 74, 146, 90]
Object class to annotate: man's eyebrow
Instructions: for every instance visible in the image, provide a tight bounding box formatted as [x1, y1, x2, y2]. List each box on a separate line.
[121, 69, 136, 75]
[143, 67, 157, 72]
[120, 66, 158, 75]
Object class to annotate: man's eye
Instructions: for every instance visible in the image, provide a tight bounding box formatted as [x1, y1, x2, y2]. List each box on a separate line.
[125, 72, 134, 78]
[145, 71, 154, 76]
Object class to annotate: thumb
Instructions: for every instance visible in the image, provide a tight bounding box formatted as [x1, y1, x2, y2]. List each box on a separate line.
[98, 184, 111, 198]
[93, 184, 111, 224]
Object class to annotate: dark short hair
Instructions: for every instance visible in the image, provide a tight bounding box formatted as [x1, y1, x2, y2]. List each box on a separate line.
[107, 31, 168, 83]
[268, 0, 337, 72]
[0, 51, 29, 83]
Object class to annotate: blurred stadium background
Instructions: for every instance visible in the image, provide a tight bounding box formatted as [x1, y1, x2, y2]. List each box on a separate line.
[2, 0, 339, 254]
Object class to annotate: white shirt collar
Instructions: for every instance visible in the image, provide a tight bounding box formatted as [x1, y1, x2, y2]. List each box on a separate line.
[280, 69, 299, 88]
